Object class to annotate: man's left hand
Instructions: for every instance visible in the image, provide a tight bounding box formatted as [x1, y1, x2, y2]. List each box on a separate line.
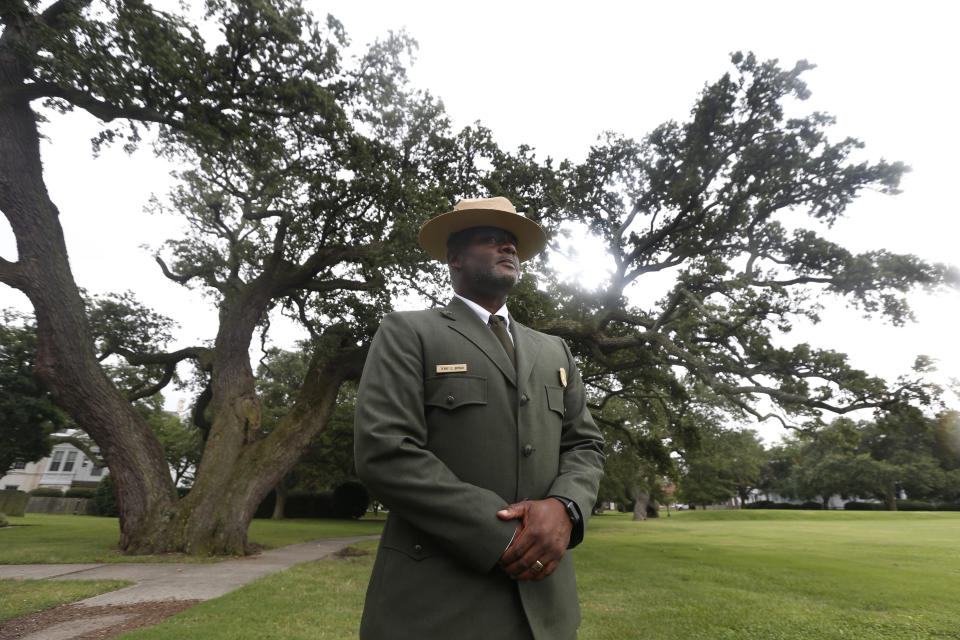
[497, 498, 572, 581]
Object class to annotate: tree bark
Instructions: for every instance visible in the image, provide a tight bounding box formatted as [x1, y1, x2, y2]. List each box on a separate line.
[272, 485, 287, 520]
[1, 58, 179, 552]
[885, 493, 898, 511]
[139, 295, 354, 553]
[632, 485, 649, 521]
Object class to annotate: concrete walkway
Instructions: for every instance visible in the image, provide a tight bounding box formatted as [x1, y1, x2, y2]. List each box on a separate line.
[0, 535, 379, 606]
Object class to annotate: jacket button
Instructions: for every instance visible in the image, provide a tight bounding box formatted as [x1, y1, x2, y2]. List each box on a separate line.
[522, 444, 534, 457]
[414, 544, 423, 553]
[446, 395, 455, 405]
[520, 393, 529, 405]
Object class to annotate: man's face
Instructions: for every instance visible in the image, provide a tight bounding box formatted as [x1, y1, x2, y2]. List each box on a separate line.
[448, 226, 520, 297]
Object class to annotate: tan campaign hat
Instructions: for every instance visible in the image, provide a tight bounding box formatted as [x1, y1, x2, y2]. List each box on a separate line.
[417, 196, 547, 262]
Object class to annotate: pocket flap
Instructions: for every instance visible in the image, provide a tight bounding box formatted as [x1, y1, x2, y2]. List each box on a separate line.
[424, 375, 487, 410]
[545, 384, 565, 417]
[382, 516, 438, 561]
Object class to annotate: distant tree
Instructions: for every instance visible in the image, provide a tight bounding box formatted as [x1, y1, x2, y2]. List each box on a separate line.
[934, 411, 960, 502]
[139, 396, 202, 487]
[789, 418, 860, 507]
[677, 426, 766, 508]
[256, 348, 360, 518]
[0, 312, 66, 474]
[778, 409, 960, 510]
[851, 409, 954, 509]
[588, 383, 683, 520]
[759, 440, 801, 500]
[597, 446, 671, 520]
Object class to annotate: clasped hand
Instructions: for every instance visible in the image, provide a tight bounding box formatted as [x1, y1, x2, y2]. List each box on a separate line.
[496, 498, 572, 581]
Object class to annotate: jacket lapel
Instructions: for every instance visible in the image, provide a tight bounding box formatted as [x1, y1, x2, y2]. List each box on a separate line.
[511, 319, 542, 390]
[442, 297, 517, 387]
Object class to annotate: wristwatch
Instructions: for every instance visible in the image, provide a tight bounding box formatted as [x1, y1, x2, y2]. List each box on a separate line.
[551, 496, 581, 526]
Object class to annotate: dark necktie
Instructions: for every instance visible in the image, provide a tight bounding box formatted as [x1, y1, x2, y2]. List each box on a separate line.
[488, 315, 517, 370]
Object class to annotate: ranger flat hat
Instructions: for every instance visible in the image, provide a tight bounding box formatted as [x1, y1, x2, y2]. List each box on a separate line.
[418, 196, 547, 262]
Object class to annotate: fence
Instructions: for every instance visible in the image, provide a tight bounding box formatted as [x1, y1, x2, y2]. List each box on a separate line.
[25, 496, 96, 515]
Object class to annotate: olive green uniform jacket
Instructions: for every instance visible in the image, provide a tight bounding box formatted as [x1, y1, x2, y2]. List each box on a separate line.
[355, 297, 605, 640]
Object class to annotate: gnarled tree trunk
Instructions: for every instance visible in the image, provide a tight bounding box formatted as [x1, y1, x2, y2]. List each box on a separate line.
[632, 485, 649, 521]
[0, 79, 358, 555]
[0, 69, 178, 552]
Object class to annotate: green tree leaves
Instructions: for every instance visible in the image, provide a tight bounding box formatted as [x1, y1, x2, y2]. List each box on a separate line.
[0, 312, 65, 474]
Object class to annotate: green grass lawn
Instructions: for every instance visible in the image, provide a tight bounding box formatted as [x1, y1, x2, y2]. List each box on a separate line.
[577, 510, 960, 640]
[0, 579, 132, 622]
[0, 513, 385, 564]
[119, 510, 960, 640]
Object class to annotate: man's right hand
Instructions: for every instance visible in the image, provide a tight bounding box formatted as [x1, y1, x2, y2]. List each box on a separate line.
[496, 499, 572, 581]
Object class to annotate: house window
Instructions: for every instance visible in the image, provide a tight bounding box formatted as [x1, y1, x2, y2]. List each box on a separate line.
[81, 458, 89, 468]
[48, 450, 64, 471]
[4, 485, 18, 490]
[90, 466, 104, 477]
[12, 462, 26, 470]
[62, 452, 78, 472]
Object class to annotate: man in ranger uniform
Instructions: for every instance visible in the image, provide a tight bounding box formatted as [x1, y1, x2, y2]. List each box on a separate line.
[355, 196, 605, 639]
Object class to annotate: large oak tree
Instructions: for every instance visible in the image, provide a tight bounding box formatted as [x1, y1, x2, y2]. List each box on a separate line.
[0, 0, 486, 554]
[493, 53, 955, 470]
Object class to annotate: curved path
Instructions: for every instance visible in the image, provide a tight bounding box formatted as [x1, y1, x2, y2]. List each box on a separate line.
[0, 535, 379, 605]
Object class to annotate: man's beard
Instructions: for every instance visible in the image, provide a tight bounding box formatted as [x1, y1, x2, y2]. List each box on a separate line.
[467, 265, 518, 296]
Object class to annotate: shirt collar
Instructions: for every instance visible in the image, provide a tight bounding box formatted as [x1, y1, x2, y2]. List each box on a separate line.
[454, 293, 511, 334]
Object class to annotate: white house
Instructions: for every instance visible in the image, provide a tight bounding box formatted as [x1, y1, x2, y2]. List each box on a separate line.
[1, 438, 108, 493]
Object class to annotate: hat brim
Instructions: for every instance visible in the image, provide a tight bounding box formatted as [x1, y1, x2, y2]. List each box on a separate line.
[418, 208, 547, 262]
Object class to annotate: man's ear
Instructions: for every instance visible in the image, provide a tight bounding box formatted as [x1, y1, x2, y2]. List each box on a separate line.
[447, 249, 462, 271]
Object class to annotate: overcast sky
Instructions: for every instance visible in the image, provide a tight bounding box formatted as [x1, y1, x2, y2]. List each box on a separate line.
[1, 0, 957, 444]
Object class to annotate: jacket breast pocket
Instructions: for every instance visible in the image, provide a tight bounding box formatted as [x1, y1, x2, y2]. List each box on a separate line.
[545, 384, 565, 419]
[424, 375, 487, 411]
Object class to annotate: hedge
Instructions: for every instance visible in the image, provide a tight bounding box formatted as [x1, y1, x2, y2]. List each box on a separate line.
[93, 475, 119, 517]
[29, 487, 65, 497]
[254, 481, 370, 519]
[64, 487, 97, 499]
[745, 500, 827, 510]
[0, 489, 29, 517]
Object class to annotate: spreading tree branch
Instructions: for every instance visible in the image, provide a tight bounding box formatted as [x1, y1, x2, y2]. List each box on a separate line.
[0, 256, 24, 289]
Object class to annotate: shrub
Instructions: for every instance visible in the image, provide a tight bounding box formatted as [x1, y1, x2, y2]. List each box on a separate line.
[752, 501, 780, 509]
[936, 503, 960, 511]
[254, 491, 276, 519]
[255, 483, 370, 519]
[744, 501, 833, 510]
[0, 489, 29, 516]
[333, 481, 370, 519]
[0, 512, 7, 527]
[93, 474, 119, 517]
[896, 500, 935, 511]
[29, 487, 65, 497]
[64, 487, 97, 499]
